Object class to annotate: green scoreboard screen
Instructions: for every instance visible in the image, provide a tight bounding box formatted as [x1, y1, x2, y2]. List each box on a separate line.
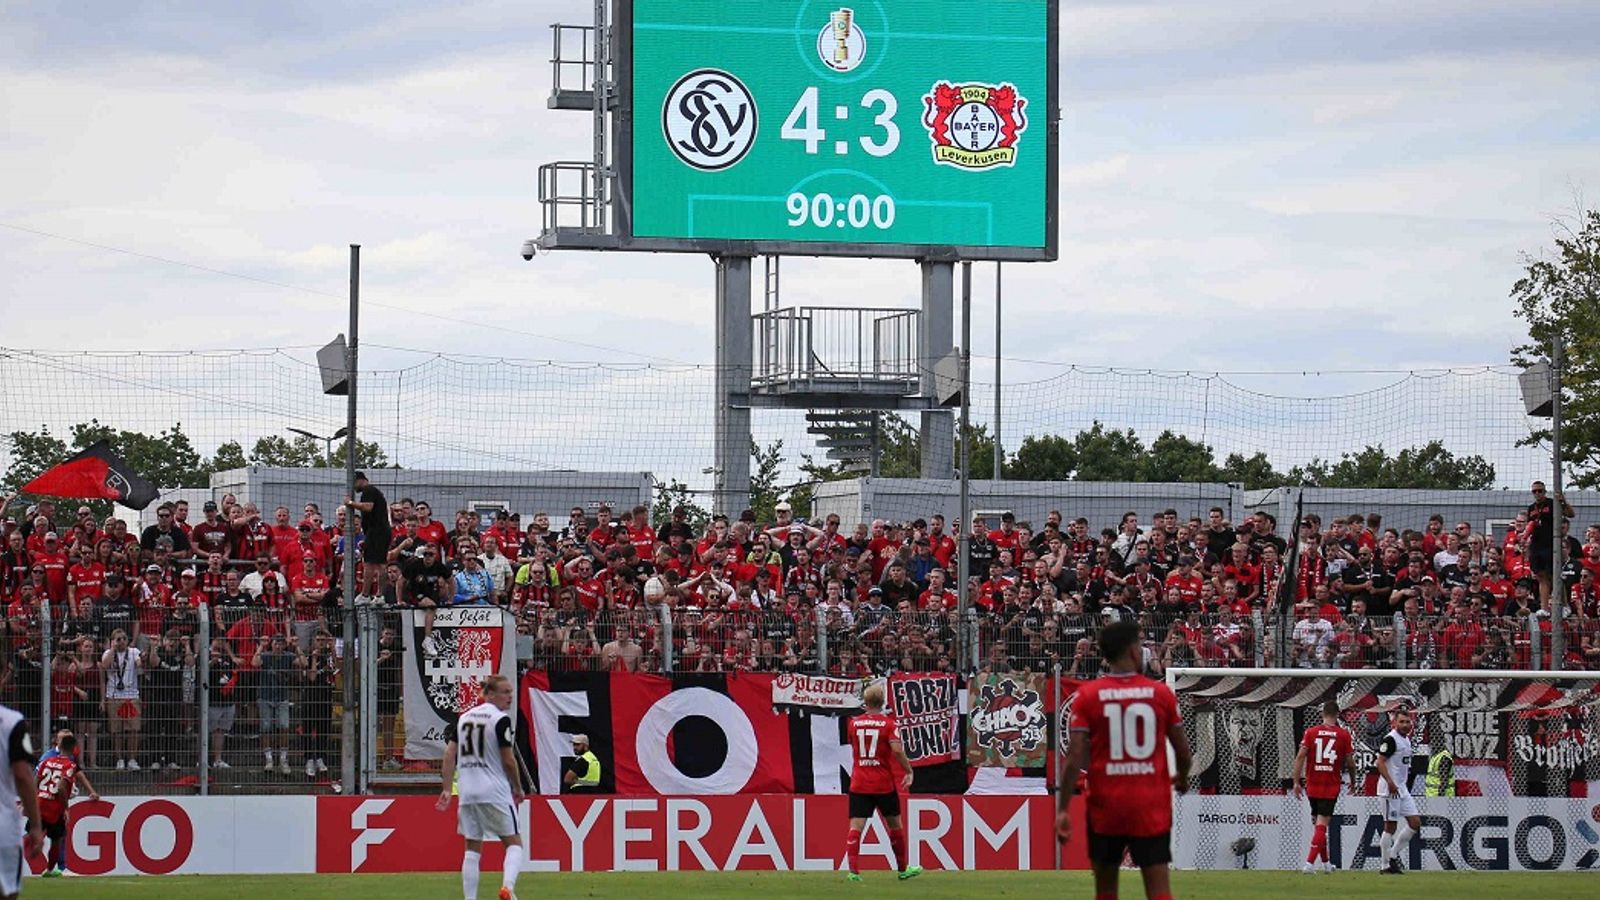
[621, 0, 1058, 260]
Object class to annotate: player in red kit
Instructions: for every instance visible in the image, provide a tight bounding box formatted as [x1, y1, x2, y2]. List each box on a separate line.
[1292, 699, 1358, 874]
[36, 732, 99, 877]
[1058, 621, 1191, 900]
[844, 683, 920, 883]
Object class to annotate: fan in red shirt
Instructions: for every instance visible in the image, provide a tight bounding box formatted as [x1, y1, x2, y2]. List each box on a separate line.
[36, 732, 100, 876]
[1291, 700, 1358, 873]
[843, 683, 919, 883]
[1058, 621, 1191, 900]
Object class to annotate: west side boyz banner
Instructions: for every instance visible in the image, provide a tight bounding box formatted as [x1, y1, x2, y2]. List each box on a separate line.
[888, 673, 959, 766]
[402, 606, 517, 759]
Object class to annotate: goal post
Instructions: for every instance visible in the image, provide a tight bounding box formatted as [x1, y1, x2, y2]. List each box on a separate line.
[1164, 666, 1600, 872]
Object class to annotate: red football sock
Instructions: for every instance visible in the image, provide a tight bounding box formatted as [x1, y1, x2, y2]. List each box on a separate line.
[1153, 894, 1174, 900]
[889, 828, 908, 873]
[1310, 823, 1328, 863]
[846, 829, 862, 874]
[1094, 893, 1117, 900]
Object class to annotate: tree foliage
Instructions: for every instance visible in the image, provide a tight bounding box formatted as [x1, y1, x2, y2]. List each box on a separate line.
[749, 438, 786, 523]
[246, 434, 389, 469]
[1512, 207, 1600, 488]
[1286, 442, 1496, 490]
[651, 478, 709, 532]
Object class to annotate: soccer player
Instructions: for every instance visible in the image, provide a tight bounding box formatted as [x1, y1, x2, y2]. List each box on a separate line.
[36, 732, 99, 877]
[844, 683, 921, 882]
[0, 653, 43, 900]
[1291, 700, 1357, 873]
[1376, 707, 1421, 875]
[437, 675, 525, 900]
[1057, 621, 1192, 900]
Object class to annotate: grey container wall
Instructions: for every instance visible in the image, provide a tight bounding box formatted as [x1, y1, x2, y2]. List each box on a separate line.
[1242, 487, 1600, 539]
[811, 479, 1247, 530]
[208, 467, 653, 522]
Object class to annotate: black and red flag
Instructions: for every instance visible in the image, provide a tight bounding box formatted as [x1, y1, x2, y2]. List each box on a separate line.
[21, 442, 159, 509]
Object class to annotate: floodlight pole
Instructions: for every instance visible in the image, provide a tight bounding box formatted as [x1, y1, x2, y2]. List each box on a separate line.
[957, 261, 972, 671]
[993, 263, 1003, 481]
[342, 244, 360, 790]
[1550, 335, 1565, 669]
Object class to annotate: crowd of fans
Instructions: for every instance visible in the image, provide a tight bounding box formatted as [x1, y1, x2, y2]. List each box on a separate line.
[0, 478, 1595, 773]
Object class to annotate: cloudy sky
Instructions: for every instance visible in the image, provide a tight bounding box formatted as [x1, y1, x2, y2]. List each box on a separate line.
[1, 1, 1596, 484]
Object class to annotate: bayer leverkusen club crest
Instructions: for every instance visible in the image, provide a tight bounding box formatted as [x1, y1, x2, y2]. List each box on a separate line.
[922, 82, 1028, 170]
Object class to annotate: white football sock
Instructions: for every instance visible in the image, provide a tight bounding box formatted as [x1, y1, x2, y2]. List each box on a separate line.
[503, 843, 524, 889]
[1379, 830, 1393, 865]
[1393, 823, 1415, 867]
[462, 849, 481, 899]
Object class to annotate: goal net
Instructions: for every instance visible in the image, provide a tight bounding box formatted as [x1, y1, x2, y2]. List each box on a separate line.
[1167, 667, 1600, 872]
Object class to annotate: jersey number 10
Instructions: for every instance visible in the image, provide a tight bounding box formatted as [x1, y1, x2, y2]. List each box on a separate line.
[1104, 702, 1158, 761]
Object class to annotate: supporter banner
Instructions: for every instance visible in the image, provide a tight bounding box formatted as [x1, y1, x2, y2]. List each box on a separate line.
[1172, 672, 1600, 796]
[1174, 794, 1600, 871]
[887, 672, 959, 766]
[966, 672, 1049, 768]
[35, 796, 314, 876]
[316, 794, 1077, 872]
[771, 673, 866, 715]
[403, 605, 517, 759]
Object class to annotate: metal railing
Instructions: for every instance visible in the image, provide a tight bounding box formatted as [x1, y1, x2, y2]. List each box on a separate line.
[751, 306, 920, 389]
[18, 597, 1585, 798]
[538, 160, 608, 235]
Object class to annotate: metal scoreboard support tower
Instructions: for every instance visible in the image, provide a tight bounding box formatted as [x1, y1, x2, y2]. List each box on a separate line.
[529, 1, 1059, 515]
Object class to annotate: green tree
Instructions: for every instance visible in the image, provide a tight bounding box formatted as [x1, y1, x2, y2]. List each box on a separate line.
[1287, 442, 1495, 490]
[211, 440, 248, 472]
[1141, 430, 1221, 483]
[1070, 422, 1147, 481]
[1217, 451, 1286, 490]
[652, 479, 710, 533]
[1512, 207, 1600, 488]
[1005, 434, 1076, 481]
[749, 438, 786, 522]
[248, 434, 390, 469]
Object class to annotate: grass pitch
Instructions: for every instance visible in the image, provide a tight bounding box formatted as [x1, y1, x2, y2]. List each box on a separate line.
[23, 870, 1599, 899]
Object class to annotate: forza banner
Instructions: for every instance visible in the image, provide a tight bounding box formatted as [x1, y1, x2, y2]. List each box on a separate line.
[887, 673, 959, 766]
[402, 606, 517, 760]
[317, 794, 1078, 872]
[1174, 794, 1600, 871]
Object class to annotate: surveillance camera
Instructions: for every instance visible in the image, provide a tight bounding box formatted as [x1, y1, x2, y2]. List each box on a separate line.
[520, 239, 537, 261]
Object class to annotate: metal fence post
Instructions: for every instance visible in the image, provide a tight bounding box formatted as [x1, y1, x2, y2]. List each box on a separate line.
[1528, 612, 1543, 670]
[1394, 614, 1408, 669]
[816, 607, 829, 673]
[660, 603, 673, 673]
[359, 607, 379, 794]
[1251, 610, 1265, 666]
[39, 601, 51, 748]
[198, 606, 211, 796]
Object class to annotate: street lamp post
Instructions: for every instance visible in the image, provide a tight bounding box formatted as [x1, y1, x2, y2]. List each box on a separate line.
[287, 426, 349, 467]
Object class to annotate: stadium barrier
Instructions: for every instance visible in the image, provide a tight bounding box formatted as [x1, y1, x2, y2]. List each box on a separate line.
[1174, 795, 1600, 872]
[40, 794, 1075, 875]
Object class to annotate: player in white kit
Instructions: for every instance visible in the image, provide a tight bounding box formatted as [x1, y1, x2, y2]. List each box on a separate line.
[437, 675, 525, 900]
[1375, 707, 1422, 875]
[0, 653, 45, 899]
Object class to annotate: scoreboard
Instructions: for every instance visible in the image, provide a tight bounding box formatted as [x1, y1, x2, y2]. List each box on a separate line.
[619, 0, 1058, 261]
